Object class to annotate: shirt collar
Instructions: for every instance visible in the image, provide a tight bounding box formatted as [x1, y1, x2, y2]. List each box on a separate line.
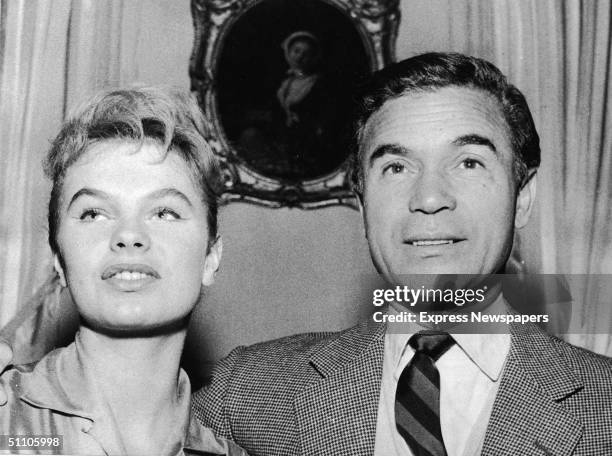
[18, 334, 231, 455]
[387, 292, 511, 382]
[19, 334, 97, 423]
[183, 412, 241, 455]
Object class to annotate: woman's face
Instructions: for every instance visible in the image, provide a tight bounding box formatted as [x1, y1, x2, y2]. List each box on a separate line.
[54, 140, 221, 333]
[287, 39, 317, 72]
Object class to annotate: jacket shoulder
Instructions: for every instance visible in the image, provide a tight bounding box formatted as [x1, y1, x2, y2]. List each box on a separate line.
[191, 322, 376, 440]
[232, 329, 342, 364]
[550, 336, 612, 387]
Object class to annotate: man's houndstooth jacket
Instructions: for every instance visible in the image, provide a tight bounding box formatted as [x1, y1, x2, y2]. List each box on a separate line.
[192, 318, 612, 456]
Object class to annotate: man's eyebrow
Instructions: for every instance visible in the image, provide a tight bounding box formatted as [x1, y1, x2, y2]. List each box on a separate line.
[368, 144, 410, 167]
[67, 188, 110, 210]
[452, 134, 498, 154]
[147, 188, 193, 207]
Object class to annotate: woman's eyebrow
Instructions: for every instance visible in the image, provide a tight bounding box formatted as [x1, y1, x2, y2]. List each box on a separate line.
[147, 188, 193, 207]
[67, 187, 194, 210]
[67, 188, 110, 210]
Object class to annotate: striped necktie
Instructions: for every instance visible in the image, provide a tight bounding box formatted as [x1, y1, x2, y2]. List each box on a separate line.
[395, 332, 455, 456]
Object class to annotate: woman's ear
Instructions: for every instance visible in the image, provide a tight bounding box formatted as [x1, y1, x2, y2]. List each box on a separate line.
[202, 236, 223, 287]
[53, 255, 67, 287]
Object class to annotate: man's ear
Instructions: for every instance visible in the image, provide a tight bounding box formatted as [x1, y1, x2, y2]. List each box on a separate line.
[53, 255, 67, 287]
[356, 191, 369, 240]
[515, 171, 537, 229]
[202, 236, 223, 287]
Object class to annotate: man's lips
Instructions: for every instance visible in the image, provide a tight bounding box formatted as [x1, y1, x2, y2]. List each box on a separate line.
[101, 263, 161, 281]
[403, 236, 467, 247]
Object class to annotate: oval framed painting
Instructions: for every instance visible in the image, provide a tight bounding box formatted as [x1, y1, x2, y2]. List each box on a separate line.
[190, 0, 399, 208]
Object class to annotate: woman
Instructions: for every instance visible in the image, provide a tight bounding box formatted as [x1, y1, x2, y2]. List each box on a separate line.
[276, 31, 324, 130]
[0, 87, 246, 455]
[238, 31, 341, 178]
[275, 31, 337, 176]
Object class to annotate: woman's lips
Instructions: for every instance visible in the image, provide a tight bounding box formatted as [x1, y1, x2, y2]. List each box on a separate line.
[101, 263, 160, 292]
[101, 263, 160, 280]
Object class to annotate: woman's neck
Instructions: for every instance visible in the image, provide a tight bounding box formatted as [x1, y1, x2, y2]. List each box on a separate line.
[76, 325, 188, 453]
[78, 324, 186, 401]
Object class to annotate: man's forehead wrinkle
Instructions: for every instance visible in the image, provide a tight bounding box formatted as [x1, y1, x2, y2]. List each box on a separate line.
[362, 88, 511, 159]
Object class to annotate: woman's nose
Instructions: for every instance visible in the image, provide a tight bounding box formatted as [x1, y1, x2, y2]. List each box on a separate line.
[110, 219, 151, 253]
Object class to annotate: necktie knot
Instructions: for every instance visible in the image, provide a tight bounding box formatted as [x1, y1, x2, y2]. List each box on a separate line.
[409, 332, 455, 361]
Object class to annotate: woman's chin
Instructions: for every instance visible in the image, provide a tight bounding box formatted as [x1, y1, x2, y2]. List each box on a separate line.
[81, 316, 190, 338]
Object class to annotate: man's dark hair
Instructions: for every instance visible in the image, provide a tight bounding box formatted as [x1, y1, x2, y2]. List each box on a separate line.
[350, 52, 541, 194]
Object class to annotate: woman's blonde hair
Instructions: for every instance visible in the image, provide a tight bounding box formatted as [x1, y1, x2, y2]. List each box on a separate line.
[45, 86, 221, 260]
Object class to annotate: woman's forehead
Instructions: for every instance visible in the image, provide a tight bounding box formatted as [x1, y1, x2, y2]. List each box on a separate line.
[61, 140, 203, 202]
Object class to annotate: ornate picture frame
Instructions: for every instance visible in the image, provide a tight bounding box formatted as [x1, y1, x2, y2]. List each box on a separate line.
[190, 0, 400, 209]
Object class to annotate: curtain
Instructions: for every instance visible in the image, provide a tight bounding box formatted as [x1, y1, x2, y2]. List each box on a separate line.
[488, 0, 612, 355]
[0, 0, 72, 327]
[0, 0, 145, 327]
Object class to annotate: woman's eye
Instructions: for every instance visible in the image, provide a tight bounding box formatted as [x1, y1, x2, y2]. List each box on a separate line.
[382, 162, 406, 175]
[155, 208, 181, 221]
[461, 158, 484, 170]
[79, 209, 106, 221]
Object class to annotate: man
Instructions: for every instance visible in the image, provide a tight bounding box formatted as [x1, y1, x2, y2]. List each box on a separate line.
[1, 53, 611, 455]
[190, 53, 612, 455]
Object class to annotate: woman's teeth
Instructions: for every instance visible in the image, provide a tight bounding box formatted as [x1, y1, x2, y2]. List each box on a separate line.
[112, 271, 152, 281]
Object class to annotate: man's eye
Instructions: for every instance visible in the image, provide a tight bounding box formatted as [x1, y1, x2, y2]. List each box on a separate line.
[79, 209, 106, 221]
[155, 208, 181, 221]
[382, 162, 406, 175]
[461, 158, 484, 170]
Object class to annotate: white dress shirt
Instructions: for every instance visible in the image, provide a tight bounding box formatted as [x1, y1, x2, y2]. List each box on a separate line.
[374, 294, 511, 456]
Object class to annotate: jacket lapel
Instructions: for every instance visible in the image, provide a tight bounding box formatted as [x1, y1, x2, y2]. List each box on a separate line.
[294, 320, 385, 456]
[482, 322, 584, 456]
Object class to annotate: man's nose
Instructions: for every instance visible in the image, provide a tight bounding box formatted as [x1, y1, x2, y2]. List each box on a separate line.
[110, 218, 151, 253]
[408, 170, 457, 214]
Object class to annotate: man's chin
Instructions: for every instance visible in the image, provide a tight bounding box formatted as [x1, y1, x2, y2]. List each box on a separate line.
[385, 273, 471, 289]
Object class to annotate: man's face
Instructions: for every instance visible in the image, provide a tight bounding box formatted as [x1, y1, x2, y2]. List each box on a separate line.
[360, 87, 535, 284]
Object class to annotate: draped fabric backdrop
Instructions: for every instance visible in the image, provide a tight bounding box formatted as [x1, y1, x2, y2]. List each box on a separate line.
[1, 0, 611, 356]
[1, 0, 72, 329]
[0, 0, 139, 324]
